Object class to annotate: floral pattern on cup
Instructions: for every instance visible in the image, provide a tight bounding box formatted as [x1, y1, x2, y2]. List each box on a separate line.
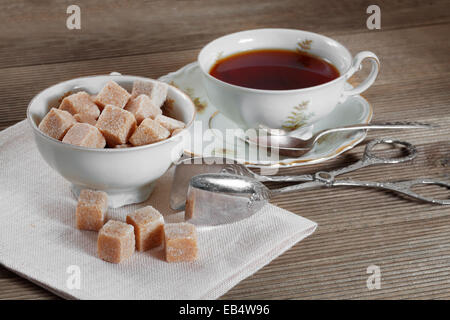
[170, 81, 208, 114]
[282, 101, 314, 131]
[297, 39, 312, 51]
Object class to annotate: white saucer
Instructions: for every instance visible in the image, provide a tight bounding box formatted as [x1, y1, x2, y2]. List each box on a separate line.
[159, 62, 373, 167]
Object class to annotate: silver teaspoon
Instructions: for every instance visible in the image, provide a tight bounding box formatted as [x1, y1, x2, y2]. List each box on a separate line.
[246, 122, 436, 157]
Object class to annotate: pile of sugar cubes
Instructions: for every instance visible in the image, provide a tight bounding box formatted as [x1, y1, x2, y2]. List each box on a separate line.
[38, 80, 186, 148]
[76, 189, 198, 263]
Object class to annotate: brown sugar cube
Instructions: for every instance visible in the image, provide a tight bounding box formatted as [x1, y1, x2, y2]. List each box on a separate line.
[74, 113, 97, 126]
[62, 123, 106, 148]
[125, 94, 162, 124]
[98, 220, 135, 263]
[95, 105, 137, 146]
[131, 80, 168, 108]
[184, 190, 195, 220]
[129, 118, 170, 146]
[155, 114, 185, 133]
[126, 206, 164, 252]
[76, 189, 108, 231]
[38, 108, 77, 140]
[164, 222, 198, 263]
[59, 91, 100, 120]
[94, 80, 131, 109]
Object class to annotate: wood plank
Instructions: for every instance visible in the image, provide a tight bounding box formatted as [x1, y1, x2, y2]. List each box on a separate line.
[1, 2, 450, 301]
[222, 217, 450, 299]
[0, 268, 14, 278]
[1, 0, 450, 68]
[0, 277, 57, 300]
[1, 23, 450, 130]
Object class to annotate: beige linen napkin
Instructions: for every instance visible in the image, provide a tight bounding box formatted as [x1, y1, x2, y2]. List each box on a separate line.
[0, 120, 317, 300]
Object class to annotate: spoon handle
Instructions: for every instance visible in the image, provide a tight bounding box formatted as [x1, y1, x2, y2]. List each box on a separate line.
[257, 174, 313, 182]
[312, 121, 435, 144]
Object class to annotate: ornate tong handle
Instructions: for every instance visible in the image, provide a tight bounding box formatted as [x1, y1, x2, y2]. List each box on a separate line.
[333, 178, 450, 205]
[271, 173, 450, 205]
[270, 139, 450, 204]
[322, 138, 418, 177]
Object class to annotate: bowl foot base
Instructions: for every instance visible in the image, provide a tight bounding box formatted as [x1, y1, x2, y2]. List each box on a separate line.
[70, 182, 156, 208]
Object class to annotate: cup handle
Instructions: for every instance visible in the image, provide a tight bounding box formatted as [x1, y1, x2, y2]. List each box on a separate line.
[342, 51, 379, 97]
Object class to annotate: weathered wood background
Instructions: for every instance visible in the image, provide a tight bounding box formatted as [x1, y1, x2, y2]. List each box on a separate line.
[1, 0, 449, 299]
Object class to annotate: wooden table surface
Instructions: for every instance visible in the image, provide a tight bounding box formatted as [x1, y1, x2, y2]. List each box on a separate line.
[1, 0, 450, 299]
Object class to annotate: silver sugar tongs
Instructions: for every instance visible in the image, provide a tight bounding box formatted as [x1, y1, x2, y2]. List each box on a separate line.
[185, 138, 450, 226]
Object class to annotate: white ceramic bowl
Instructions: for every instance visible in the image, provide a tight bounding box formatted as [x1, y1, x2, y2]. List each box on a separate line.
[27, 74, 196, 208]
[198, 28, 379, 131]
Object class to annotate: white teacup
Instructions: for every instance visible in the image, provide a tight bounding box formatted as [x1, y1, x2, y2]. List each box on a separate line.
[198, 28, 379, 131]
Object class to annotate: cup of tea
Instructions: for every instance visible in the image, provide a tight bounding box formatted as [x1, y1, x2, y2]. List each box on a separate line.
[198, 28, 379, 131]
